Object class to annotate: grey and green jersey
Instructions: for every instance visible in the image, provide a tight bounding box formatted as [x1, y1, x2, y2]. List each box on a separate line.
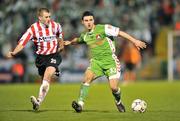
[77, 24, 121, 79]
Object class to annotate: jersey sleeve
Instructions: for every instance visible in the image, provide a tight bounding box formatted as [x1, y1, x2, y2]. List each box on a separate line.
[56, 23, 63, 39]
[18, 27, 33, 47]
[104, 24, 119, 37]
[77, 33, 85, 43]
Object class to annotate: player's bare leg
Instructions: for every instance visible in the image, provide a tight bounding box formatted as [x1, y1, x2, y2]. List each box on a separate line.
[109, 79, 125, 112]
[31, 66, 56, 111]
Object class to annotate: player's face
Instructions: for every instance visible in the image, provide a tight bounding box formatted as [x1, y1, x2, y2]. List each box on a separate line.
[39, 11, 51, 27]
[82, 16, 95, 31]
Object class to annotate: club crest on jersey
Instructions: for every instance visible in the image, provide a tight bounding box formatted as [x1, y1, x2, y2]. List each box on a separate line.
[96, 34, 102, 40]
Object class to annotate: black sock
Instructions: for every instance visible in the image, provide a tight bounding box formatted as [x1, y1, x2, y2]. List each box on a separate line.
[112, 88, 121, 103]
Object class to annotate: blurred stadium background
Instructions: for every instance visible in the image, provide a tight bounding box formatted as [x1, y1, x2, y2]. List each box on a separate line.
[0, 0, 180, 83]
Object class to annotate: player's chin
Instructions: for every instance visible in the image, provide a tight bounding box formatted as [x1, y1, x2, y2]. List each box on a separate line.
[87, 26, 92, 30]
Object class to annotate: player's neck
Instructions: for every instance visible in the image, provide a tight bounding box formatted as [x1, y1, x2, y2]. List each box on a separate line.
[39, 21, 49, 28]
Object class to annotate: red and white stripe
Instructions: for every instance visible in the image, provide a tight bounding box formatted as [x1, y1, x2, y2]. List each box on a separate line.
[106, 37, 121, 80]
[18, 20, 63, 55]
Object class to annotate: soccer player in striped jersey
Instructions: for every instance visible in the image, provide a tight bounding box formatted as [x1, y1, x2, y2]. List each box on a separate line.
[64, 11, 146, 113]
[6, 8, 64, 111]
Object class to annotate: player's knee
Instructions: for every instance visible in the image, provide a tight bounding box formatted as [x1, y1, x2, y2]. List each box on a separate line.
[83, 70, 95, 83]
[45, 73, 54, 80]
[111, 87, 120, 93]
[83, 77, 93, 84]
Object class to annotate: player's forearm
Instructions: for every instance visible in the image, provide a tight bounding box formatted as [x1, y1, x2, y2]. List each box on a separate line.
[64, 38, 78, 45]
[118, 31, 137, 44]
[11, 44, 24, 56]
[71, 38, 78, 44]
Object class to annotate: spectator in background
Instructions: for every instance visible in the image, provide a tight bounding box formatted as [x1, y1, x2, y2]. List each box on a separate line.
[174, 0, 180, 30]
[6, 8, 64, 111]
[122, 42, 142, 84]
[11, 59, 24, 83]
[157, 0, 174, 26]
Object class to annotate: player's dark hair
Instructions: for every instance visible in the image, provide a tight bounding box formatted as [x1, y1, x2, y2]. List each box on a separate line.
[37, 8, 50, 16]
[81, 11, 94, 20]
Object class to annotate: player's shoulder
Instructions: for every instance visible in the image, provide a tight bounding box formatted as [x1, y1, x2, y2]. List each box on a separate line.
[96, 24, 105, 28]
[104, 24, 118, 29]
[30, 22, 37, 27]
[26, 22, 37, 30]
[95, 24, 106, 32]
[96, 24, 108, 30]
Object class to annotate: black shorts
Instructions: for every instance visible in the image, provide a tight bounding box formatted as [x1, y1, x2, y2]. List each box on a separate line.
[35, 53, 62, 76]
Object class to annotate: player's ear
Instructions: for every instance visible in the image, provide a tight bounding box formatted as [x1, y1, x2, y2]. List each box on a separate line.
[81, 20, 84, 25]
[38, 16, 42, 21]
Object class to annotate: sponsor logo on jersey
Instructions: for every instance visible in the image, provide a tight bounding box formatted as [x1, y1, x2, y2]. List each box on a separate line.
[96, 34, 102, 40]
[37, 35, 56, 42]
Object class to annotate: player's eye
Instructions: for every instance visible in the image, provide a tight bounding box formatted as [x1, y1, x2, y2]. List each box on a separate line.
[46, 16, 50, 18]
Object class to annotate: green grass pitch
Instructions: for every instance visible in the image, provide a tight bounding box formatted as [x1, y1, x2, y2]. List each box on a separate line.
[0, 81, 180, 121]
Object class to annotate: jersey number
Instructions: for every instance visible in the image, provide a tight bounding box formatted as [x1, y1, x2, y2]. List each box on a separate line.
[50, 58, 57, 64]
[110, 68, 116, 74]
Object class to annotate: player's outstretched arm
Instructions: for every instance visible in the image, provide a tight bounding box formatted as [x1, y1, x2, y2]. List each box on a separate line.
[64, 38, 78, 46]
[57, 38, 64, 52]
[118, 31, 147, 50]
[6, 44, 24, 59]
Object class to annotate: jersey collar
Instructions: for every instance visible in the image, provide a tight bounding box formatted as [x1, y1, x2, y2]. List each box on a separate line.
[87, 25, 96, 34]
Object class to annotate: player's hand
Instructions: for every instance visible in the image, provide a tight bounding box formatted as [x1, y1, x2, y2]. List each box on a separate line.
[58, 40, 64, 52]
[58, 45, 64, 52]
[134, 40, 147, 50]
[6, 51, 14, 59]
[64, 41, 71, 46]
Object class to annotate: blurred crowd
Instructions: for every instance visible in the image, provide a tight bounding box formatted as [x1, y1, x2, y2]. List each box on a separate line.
[0, 0, 180, 83]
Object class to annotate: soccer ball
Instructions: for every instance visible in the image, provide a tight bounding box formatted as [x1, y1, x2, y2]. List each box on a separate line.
[131, 99, 147, 113]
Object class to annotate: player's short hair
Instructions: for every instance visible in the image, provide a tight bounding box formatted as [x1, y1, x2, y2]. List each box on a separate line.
[37, 8, 50, 17]
[81, 11, 94, 20]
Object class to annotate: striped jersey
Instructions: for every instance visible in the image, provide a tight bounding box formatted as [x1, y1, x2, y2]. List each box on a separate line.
[18, 20, 63, 55]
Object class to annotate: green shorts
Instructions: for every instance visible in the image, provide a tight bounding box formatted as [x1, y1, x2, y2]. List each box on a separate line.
[88, 55, 121, 80]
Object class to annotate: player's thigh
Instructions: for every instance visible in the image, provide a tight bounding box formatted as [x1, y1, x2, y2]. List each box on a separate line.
[43, 66, 56, 81]
[83, 69, 96, 83]
[35, 53, 62, 77]
[105, 66, 120, 90]
[88, 59, 104, 78]
[44, 53, 62, 79]
[35, 55, 46, 76]
[45, 53, 62, 74]
[46, 53, 62, 70]
[104, 64, 121, 80]
[103, 54, 121, 80]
